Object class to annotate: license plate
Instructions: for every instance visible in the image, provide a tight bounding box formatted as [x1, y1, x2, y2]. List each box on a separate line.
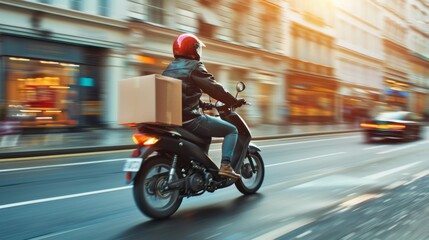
[123, 158, 142, 172]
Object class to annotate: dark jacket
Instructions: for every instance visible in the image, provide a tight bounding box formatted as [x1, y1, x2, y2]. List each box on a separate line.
[162, 58, 238, 122]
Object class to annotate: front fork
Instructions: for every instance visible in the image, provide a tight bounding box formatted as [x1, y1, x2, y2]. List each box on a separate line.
[246, 152, 257, 173]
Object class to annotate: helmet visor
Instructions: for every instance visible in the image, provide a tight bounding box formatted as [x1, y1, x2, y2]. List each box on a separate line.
[196, 43, 203, 59]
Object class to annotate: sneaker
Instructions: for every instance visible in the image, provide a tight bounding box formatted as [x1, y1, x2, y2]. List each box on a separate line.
[219, 164, 240, 180]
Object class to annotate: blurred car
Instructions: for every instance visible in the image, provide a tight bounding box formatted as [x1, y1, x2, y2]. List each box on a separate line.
[360, 111, 423, 143]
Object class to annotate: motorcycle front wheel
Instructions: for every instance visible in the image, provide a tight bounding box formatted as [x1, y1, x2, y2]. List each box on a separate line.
[133, 156, 182, 219]
[235, 151, 265, 194]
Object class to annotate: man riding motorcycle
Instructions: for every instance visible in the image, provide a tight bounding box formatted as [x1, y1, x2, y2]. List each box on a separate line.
[162, 33, 246, 179]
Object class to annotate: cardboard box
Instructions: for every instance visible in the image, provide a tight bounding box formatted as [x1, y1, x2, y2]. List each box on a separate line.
[118, 74, 182, 126]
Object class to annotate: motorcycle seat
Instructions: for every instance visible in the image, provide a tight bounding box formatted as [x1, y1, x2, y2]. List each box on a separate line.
[174, 127, 211, 146]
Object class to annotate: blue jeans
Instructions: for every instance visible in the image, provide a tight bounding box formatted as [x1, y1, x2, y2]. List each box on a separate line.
[183, 115, 238, 164]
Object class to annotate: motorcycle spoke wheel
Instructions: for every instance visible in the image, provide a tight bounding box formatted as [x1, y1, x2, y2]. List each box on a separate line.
[133, 156, 182, 219]
[235, 152, 264, 195]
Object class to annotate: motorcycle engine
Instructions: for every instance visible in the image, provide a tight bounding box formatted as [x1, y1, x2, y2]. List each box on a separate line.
[188, 173, 205, 192]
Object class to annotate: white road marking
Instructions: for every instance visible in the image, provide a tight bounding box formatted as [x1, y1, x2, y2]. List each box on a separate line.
[253, 219, 315, 240]
[258, 136, 356, 148]
[0, 186, 132, 210]
[0, 152, 344, 210]
[257, 161, 425, 240]
[216, 223, 232, 230]
[254, 134, 359, 144]
[0, 159, 126, 173]
[29, 226, 89, 240]
[376, 144, 419, 154]
[296, 230, 312, 238]
[0, 149, 133, 162]
[213, 136, 355, 151]
[376, 140, 429, 155]
[205, 232, 222, 239]
[339, 194, 382, 209]
[413, 169, 429, 180]
[363, 145, 387, 150]
[0, 136, 350, 173]
[363, 161, 421, 180]
[266, 152, 346, 167]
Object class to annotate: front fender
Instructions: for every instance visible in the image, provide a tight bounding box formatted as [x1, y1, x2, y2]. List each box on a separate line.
[248, 142, 261, 153]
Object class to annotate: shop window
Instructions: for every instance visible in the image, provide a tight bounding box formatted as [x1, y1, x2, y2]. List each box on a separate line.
[199, 19, 215, 38]
[38, 0, 52, 4]
[198, 4, 221, 38]
[289, 87, 335, 122]
[231, 1, 250, 43]
[147, 0, 165, 25]
[261, 2, 280, 51]
[98, 0, 109, 17]
[70, 0, 83, 11]
[5, 57, 80, 127]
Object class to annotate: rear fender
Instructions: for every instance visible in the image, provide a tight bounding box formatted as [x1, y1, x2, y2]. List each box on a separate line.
[126, 137, 217, 184]
[125, 146, 157, 184]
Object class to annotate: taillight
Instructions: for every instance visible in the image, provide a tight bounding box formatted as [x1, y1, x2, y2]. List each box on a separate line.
[360, 123, 406, 130]
[387, 124, 406, 130]
[132, 149, 141, 157]
[132, 133, 159, 146]
[360, 123, 378, 129]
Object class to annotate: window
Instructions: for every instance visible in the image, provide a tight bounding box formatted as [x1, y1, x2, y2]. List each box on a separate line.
[4, 57, 80, 127]
[98, 0, 109, 17]
[231, 1, 250, 43]
[147, 0, 164, 25]
[70, 0, 83, 11]
[261, 2, 280, 51]
[39, 0, 52, 4]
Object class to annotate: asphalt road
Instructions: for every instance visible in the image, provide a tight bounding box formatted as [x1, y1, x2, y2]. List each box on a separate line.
[1, 129, 428, 240]
[278, 174, 429, 240]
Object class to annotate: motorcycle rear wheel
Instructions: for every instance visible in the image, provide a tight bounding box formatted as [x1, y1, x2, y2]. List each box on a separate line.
[133, 156, 182, 219]
[235, 152, 264, 194]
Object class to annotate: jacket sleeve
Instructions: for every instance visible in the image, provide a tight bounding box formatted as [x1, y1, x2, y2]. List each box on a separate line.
[190, 62, 238, 106]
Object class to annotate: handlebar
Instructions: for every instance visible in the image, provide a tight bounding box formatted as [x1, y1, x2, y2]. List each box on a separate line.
[201, 101, 249, 112]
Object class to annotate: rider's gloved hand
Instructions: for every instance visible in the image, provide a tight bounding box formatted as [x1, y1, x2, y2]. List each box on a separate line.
[199, 101, 214, 110]
[233, 98, 246, 108]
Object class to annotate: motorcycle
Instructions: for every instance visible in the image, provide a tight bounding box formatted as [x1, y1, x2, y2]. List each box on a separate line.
[123, 82, 265, 219]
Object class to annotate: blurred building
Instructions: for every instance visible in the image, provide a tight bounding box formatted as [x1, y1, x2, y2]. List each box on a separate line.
[123, 0, 288, 126]
[407, 0, 429, 114]
[333, 0, 384, 123]
[1, 0, 428, 130]
[0, 0, 128, 129]
[378, 0, 411, 111]
[287, 0, 337, 123]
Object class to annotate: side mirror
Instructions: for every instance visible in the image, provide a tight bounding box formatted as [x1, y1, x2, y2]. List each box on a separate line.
[236, 82, 246, 92]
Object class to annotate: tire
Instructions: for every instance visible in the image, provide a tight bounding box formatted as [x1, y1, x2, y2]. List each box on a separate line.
[364, 133, 373, 143]
[235, 152, 265, 195]
[403, 130, 414, 142]
[133, 156, 182, 219]
[415, 128, 421, 140]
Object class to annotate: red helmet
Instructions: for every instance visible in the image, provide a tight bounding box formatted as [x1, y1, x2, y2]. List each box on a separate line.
[173, 33, 206, 60]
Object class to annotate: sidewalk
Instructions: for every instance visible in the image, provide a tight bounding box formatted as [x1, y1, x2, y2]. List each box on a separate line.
[0, 123, 360, 159]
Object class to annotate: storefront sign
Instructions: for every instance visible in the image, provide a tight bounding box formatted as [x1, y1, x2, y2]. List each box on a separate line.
[385, 89, 409, 97]
[80, 77, 94, 87]
[2, 36, 83, 63]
